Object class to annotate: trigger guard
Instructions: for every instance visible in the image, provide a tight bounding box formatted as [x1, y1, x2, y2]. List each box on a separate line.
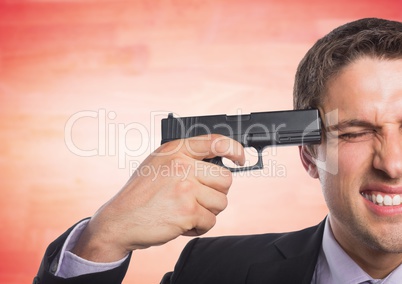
[203, 151, 264, 172]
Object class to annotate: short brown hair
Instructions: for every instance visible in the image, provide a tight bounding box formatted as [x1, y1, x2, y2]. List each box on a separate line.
[293, 18, 402, 110]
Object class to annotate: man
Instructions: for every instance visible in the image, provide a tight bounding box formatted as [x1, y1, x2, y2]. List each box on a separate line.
[34, 17, 402, 283]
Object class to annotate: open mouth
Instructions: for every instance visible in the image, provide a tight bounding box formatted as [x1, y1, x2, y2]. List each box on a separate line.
[361, 192, 402, 206]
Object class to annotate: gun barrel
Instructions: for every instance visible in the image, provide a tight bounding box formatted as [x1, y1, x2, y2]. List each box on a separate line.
[161, 109, 321, 147]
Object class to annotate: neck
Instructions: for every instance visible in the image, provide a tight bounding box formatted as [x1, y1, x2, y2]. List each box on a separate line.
[345, 244, 402, 279]
[329, 216, 402, 279]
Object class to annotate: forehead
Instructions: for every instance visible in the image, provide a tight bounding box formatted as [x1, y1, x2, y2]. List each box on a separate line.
[322, 57, 402, 122]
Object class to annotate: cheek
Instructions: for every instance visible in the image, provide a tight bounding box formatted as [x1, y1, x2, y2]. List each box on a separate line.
[337, 142, 374, 175]
[317, 137, 373, 177]
[316, 142, 373, 204]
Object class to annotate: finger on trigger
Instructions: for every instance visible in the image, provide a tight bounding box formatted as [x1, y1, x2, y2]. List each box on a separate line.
[209, 135, 245, 166]
[179, 134, 245, 165]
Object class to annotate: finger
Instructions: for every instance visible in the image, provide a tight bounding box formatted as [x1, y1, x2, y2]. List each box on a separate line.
[181, 134, 246, 165]
[194, 183, 229, 215]
[208, 134, 246, 166]
[193, 160, 233, 194]
[181, 205, 218, 237]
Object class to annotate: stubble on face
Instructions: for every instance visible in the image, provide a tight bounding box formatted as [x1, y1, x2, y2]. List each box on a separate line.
[315, 57, 402, 267]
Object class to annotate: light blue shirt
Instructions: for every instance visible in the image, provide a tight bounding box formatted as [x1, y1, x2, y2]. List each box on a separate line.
[311, 216, 402, 284]
[54, 219, 128, 278]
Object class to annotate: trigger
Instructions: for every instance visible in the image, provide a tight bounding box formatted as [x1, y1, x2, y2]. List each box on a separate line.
[203, 157, 224, 167]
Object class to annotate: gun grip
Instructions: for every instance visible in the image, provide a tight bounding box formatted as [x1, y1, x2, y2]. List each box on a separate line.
[203, 148, 264, 172]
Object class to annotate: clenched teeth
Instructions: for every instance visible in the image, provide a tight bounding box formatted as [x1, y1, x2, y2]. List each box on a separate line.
[362, 193, 402, 206]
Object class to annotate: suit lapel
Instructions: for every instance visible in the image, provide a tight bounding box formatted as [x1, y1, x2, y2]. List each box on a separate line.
[246, 219, 326, 284]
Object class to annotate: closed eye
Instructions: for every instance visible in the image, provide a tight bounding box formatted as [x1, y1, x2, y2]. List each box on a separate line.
[338, 131, 375, 142]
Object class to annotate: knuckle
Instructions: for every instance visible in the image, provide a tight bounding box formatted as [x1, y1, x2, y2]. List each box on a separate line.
[220, 195, 229, 211]
[215, 195, 228, 214]
[213, 138, 230, 155]
[156, 141, 174, 154]
[180, 203, 200, 230]
[175, 179, 194, 194]
[171, 156, 186, 165]
[212, 136, 240, 156]
[171, 157, 192, 174]
[207, 214, 217, 228]
[156, 140, 185, 156]
[197, 213, 216, 234]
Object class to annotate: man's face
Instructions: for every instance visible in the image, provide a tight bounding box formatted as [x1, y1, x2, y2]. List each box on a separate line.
[315, 57, 402, 254]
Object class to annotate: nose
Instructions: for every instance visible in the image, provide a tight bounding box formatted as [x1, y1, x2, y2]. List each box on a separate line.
[372, 128, 402, 179]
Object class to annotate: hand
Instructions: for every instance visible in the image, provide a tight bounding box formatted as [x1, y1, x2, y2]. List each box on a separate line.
[71, 134, 245, 262]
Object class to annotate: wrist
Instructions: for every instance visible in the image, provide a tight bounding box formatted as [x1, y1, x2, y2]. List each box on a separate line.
[71, 218, 131, 263]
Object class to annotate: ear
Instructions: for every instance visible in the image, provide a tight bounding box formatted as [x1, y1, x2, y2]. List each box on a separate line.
[298, 146, 319, 179]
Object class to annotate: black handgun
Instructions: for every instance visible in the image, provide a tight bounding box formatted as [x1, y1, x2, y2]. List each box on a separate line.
[161, 109, 321, 172]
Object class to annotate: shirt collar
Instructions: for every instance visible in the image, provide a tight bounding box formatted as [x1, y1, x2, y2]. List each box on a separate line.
[319, 216, 402, 284]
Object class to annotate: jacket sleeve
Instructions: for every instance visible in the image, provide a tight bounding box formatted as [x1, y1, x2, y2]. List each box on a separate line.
[33, 219, 132, 284]
[159, 238, 199, 284]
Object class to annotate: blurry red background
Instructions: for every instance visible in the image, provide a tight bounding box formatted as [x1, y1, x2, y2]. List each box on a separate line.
[1, 0, 401, 283]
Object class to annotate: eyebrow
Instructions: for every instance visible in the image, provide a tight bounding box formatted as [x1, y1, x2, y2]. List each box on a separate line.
[325, 119, 377, 132]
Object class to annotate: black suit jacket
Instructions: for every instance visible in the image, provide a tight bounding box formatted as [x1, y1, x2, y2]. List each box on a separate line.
[34, 220, 325, 284]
